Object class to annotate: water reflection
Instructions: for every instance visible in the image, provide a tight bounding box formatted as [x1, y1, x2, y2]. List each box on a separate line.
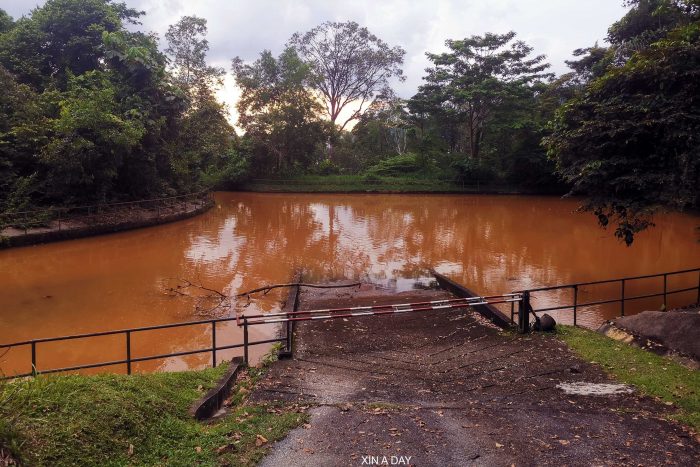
[1, 192, 698, 375]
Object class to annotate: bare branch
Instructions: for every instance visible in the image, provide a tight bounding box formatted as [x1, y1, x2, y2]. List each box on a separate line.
[235, 281, 362, 297]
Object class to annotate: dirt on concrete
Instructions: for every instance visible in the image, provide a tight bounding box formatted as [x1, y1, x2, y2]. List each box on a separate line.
[606, 310, 700, 361]
[251, 283, 699, 466]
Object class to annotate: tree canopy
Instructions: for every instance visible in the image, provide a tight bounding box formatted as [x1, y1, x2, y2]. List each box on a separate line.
[545, 0, 700, 244]
[0, 0, 242, 212]
[288, 21, 405, 130]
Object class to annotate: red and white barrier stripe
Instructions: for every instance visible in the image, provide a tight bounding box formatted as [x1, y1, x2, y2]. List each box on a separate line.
[238, 294, 521, 326]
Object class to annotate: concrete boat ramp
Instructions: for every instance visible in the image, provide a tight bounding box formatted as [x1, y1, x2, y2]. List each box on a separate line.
[250, 281, 699, 466]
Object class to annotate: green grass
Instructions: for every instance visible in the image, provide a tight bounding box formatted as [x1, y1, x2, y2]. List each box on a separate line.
[239, 174, 519, 193]
[557, 325, 700, 430]
[0, 360, 307, 466]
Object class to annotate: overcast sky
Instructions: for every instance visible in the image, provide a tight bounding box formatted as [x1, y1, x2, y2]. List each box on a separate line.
[4, 0, 629, 121]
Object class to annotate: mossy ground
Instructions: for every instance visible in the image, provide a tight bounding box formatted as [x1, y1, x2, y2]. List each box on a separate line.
[557, 325, 700, 430]
[0, 359, 307, 466]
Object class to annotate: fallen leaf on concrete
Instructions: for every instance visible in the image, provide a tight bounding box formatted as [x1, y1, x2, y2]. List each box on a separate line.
[495, 443, 504, 448]
[558, 440, 570, 446]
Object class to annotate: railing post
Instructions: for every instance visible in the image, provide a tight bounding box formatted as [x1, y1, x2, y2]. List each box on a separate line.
[620, 280, 625, 317]
[663, 274, 668, 309]
[243, 317, 249, 366]
[211, 321, 217, 368]
[510, 300, 515, 325]
[697, 270, 700, 305]
[573, 285, 578, 327]
[518, 291, 531, 333]
[126, 331, 131, 375]
[31, 341, 37, 375]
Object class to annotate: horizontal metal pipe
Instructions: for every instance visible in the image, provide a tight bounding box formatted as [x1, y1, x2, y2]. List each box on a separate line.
[519, 267, 699, 293]
[1, 337, 288, 379]
[1, 318, 231, 348]
[532, 286, 699, 313]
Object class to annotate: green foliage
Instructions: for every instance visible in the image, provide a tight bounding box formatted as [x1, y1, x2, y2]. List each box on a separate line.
[0, 1, 241, 212]
[415, 32, 552, 161]
[0, 9, 13, 34]
[546, 3, 700, 244]
[558, 325, 700, 429]
[366, 153, 431, 177]
[42, 70, 146, 201]
[165, 15, 225, 104]
[233, 48, 329, 175]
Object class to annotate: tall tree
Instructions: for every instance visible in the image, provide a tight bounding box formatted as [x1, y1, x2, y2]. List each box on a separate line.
[288, 21, 405, 130]
[165, 15, 224, 103]
[232, 48, 328, 173]
[415, 32, 552, 162]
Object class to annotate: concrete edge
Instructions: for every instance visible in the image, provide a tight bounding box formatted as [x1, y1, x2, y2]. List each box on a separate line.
[189, 357, 244, 421]
[431, 270, 513, 329]
[0, 200, 214, 249]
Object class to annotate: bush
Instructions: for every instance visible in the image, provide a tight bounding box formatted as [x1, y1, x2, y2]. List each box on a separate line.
[365, 153, 425, 177]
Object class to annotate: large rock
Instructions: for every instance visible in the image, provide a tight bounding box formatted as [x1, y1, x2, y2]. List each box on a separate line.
[607, 310, 700, 361]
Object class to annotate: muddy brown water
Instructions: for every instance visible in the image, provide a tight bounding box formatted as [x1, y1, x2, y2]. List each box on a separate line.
[1, 192, 698, 376]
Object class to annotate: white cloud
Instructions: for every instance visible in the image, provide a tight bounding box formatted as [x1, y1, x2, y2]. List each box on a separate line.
[4, 0, 629, 123]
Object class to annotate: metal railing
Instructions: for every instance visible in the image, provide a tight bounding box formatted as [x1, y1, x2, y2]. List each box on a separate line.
[0, 315, 289, 379]
[516, 267, 700, 329]
[4, 267, 697, 377]
[0, 191, 213, 235]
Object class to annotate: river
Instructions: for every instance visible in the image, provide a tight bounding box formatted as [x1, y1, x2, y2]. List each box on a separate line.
[1, 192, 698, 375]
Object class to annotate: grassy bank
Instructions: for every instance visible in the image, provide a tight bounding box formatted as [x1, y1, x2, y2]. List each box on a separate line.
[0, 361, 307, 466]
[239, 175, 528, 193]
[558, 326, 700, 430]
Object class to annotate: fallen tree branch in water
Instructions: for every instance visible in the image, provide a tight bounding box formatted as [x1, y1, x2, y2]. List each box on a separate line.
[235, 281, 362, 298]
[162, 278, 231, 316]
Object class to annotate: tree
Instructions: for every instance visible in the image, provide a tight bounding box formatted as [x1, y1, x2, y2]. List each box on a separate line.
[0, 9, 13, 34]
[165, 15, 224, 103]
[416, 32, 552, 162]
[288, 21, 405, 130]
[232, 48, 328, 174]
[0, 0, 142, 90]
[545, 17, 700, 244]
[41, 70, 146, 202]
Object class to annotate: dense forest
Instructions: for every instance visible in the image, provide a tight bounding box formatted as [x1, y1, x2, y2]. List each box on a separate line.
[1, 0, 698, 243]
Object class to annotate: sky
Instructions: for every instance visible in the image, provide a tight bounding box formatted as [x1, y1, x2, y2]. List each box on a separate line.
[3, 0, 629, 122]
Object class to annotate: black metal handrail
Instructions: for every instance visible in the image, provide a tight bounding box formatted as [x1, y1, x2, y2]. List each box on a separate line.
[1, 190, 212, 217]
[0, 314, 285, 379]
[0, 191, 214, 234]
[517, 267, 700, 327]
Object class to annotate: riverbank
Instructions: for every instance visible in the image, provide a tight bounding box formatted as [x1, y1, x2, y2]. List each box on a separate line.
[0, 194, 213, 249]
[0, 357, 308, 466]
[238, 175, 556, 194]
